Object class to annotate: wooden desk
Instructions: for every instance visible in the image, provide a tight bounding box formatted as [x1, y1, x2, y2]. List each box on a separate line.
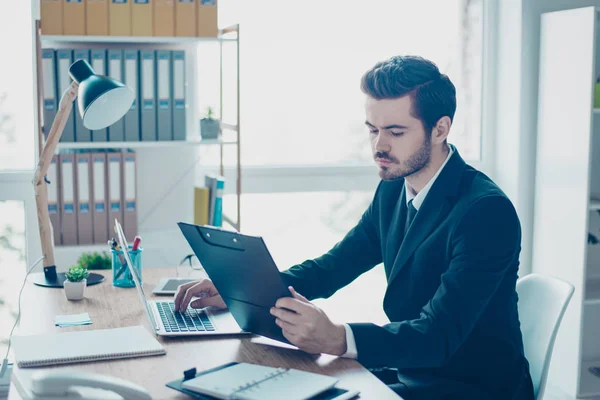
[11, 267, 400, 399]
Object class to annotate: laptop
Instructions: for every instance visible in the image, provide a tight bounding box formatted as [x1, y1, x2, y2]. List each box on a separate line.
[114, 219, 246, 337]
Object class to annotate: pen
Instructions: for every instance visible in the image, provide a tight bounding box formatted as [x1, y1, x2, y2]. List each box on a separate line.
[109, 238, 129, 281]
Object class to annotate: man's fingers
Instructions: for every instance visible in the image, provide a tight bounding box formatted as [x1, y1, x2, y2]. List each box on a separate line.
[190, 295, 227, 310]
[275, 318, 297, 333]
[270, 306, 301, 324]
[179, 281, 215, 312]
[282, 329, 299, 344]
[288, 286, 309, 303]
[174, 280, 201, 310]
[275, 297, 309, 314]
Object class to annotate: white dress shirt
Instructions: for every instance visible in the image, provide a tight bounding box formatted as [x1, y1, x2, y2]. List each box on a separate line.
[340, 145, 455, 359]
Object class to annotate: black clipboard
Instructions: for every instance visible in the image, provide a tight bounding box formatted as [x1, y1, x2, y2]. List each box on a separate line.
[165, 362, 360, 400]
[177, 223, 292, 344]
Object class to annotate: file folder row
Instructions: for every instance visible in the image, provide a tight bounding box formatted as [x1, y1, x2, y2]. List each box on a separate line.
[48, 150, 138, 246]
[42, 48, 186, 143]
[41, 0, 218, 38]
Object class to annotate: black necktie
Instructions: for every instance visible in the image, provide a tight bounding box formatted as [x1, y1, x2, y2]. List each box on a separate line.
[405, 199, 417, 235]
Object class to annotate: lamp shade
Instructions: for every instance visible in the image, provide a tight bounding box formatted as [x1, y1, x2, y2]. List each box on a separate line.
[69, 59, 134, 130]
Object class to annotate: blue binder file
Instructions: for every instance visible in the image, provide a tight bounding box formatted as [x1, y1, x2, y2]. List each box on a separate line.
[56, 49, 75, 142]
[91, 49, 108, 142]
[41, 49, 57, 140]
[73, 48, 92, 142]
[140, 50, 157, 141]
[123, 49, 140, 142]
[107, 49, 125, 141]
[156, 50, 173, 141]
[172, 50, 186, 141]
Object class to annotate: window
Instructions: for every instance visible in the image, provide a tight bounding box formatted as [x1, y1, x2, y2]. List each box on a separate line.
[223, 191, 389, 323]
[0, 201, 26, 361]
[0, 0, 36, 172]
[218, 0, 484, 166]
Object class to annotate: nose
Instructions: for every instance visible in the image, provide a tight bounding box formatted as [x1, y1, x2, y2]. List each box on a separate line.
[374, 132, 391, 153]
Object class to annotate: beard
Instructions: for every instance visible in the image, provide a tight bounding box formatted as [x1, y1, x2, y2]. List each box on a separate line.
[377, 136, 431, 181]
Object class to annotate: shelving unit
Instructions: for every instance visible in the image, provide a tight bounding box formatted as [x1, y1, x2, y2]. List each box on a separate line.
[532, 7, 600, 398]
[38, 25, 242, 268]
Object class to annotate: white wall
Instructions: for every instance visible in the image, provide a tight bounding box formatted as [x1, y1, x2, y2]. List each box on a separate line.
[495, 0, 600, 277]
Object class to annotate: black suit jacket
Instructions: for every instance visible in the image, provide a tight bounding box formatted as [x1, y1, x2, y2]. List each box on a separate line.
[280, 150, 534, 399]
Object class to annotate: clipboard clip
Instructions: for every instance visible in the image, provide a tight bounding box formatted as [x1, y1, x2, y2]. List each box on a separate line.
[183, 367, 197, 381]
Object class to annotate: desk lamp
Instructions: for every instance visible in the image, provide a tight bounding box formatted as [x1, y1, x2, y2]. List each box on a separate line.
[31, 59, 134, 288]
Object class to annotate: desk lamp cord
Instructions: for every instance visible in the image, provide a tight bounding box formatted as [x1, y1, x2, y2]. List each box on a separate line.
[0, 256, 44, 378]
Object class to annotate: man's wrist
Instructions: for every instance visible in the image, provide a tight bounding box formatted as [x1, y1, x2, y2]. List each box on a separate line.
[332, 324, 347, 356]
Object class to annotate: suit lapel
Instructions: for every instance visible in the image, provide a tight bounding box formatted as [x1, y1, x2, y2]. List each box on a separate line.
[387, 149, 467, 286]
[384, 185, 408, 278]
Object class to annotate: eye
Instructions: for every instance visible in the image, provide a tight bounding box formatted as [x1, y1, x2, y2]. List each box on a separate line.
[369, 130, 378, 135]
[391, 131, 404, 137]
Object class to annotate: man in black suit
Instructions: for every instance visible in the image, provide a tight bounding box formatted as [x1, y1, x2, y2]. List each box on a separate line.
[175, 55, 534, 400]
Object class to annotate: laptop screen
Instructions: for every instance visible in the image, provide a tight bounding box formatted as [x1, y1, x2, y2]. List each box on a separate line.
[114, 219, 159, 331]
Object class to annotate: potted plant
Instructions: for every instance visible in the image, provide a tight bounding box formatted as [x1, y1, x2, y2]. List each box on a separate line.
[77, 251, 111, 270]
[200, 106, 220, 139]
[64, 266, 89, 301]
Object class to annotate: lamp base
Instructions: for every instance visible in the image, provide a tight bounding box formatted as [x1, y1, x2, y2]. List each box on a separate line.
[31, 266, 105, 288]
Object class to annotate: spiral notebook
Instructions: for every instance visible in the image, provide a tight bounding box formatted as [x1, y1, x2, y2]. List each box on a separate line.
[179, 362, 340, 400]
[12, 325, 166, 368]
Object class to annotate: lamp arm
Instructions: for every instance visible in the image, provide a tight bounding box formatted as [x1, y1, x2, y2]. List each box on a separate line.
[33, 81, 78, 269]
[34, 81, 79, 186]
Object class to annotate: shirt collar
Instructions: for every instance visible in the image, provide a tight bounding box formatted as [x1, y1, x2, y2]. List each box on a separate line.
[405, 144, 455, 211]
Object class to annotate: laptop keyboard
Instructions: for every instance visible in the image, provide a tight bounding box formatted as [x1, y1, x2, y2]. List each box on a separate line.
[156, 302, 215, 333]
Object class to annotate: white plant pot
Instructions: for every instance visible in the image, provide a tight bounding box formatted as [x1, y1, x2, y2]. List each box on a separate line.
[64, 279, 86, 301]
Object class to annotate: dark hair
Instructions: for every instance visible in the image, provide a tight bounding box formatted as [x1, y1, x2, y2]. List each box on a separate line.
[360, 55, 456, 133]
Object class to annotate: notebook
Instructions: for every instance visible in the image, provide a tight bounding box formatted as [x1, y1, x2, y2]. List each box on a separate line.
[179, 362, 339, 400]
[12, 325, 166, 368]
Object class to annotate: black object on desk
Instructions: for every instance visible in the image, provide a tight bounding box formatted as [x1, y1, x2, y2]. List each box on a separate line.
[31, 268, 104, 288]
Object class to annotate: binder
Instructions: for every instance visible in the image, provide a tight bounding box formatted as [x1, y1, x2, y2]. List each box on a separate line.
[48, 155, 62, 246]
[63, 0, 86, 35]
[76, 153, 94, 244]
[122, 152, 137, 241]
[41, 49, 57, 140]
[175, 0, 196, 37]
[140, 50, 157, 141]
[212, 176, 225, 227]
[92, 152, 109, 244]
[41, 0, 63, 35]
[107, 152, 124, 232]
[86, 0, 109, 36]
[107, 49, 125, 141]
[73, 48, 92, 142]
[193, 186, 209, 226]
[156, 50, 172, 141]
[172, 50, 186, 140]
[109, 0, 131, 36]
[123, 50, 140, 141]
[56, 49, 76, 142]
[59, 153, 78, 246]
[91, 49, 108, 142]
[154, 0, 174, 37]
[132, 0, 153, 36]
[204, 175, 215, 225]
[197, 0, 218, 38]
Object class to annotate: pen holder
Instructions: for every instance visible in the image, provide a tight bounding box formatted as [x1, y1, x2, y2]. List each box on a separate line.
[111, 246, 143, 288]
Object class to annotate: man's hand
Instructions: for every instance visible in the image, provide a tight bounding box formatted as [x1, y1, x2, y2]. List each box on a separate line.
[173, 278, 227, 313]
[270, 286, 347, 356]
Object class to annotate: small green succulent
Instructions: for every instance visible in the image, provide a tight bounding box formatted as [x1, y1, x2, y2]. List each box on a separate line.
[65, 266, 89, 283]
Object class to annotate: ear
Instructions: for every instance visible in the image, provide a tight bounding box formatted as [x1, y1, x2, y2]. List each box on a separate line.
[432, 116, 451, 145]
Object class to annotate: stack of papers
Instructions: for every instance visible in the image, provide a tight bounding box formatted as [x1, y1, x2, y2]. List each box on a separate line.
[54, 312, 92, 327]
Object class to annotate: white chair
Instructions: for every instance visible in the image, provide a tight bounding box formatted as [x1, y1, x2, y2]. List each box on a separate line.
[516, 273, 574, 399]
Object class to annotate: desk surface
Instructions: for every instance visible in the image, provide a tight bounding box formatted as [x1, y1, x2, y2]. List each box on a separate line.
[12, 267, 399, 399]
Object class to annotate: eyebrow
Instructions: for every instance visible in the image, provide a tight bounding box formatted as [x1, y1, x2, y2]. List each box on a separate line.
[364, 121, 409, 130]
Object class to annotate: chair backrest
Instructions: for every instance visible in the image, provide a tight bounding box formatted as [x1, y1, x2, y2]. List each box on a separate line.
[516, 273, 574, 399]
